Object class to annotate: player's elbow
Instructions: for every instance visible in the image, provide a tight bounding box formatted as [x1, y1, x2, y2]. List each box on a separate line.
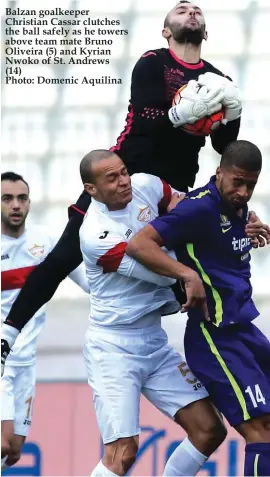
[127, 227, 161, 261]
[126, 238, 141, 259]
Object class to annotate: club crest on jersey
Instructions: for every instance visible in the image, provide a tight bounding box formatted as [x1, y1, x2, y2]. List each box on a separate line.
[28, 244, 45, 258]
[220, 214, 231, 227]
[137, 206, 151, 222]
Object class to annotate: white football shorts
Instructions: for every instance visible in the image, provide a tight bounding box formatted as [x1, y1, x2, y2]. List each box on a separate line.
[84, 323, 208, 444]
[1, 363, 36, 436]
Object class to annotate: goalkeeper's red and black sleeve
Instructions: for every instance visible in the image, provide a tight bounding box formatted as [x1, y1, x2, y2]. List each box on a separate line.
[207, 71, 241, 154]
[4, 190, 91, 332]
[130, 52, 172, 132]
[210, 117, 241, 155]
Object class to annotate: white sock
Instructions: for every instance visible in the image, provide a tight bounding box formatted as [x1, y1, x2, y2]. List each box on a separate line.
[163, 438, 207, 476]
[90, 460, 119, 477]
[1, 456, 9, 470]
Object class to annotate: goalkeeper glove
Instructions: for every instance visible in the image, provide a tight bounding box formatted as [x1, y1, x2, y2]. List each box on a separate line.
[198, 72, 242, 124]
[168, 80, 224, 127]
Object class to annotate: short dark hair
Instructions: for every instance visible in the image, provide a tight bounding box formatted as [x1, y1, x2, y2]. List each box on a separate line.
[220, 140, 262, 172]
[80, 149, 118, 184]
[164, 1, 191, 28]
[1, 171, 29, 191]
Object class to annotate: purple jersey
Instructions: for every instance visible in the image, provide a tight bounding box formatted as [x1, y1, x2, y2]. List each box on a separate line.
[150, 176, 259, 327]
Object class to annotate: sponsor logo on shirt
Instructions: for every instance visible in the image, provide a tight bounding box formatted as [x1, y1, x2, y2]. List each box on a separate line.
[1, 254, 9, 260]
[125, 229, 132, 239]
[137, 206, 151, 222]
[232, 237, 251, 252]
[28, 244, 45, 258]
[220, 214, 231, 227]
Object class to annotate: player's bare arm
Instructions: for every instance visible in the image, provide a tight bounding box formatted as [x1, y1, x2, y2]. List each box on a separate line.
[126, 225, 209, 319]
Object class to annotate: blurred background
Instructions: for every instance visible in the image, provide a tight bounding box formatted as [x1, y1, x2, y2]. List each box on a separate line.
[1, 0, 270, 474]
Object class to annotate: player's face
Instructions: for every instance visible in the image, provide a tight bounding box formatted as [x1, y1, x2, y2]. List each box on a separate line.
[164, 2, 206, 45]
[1, 180, 30, 231]
[89, 157, 132, 210]
[216, 166, 260, 210]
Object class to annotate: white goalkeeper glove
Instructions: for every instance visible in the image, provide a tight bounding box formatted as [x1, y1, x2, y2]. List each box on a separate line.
[168, 80, 224, 127]
[198, 72, 242, 124]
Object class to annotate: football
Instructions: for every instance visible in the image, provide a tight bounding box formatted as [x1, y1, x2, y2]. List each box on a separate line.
[172, 84, 224, 136]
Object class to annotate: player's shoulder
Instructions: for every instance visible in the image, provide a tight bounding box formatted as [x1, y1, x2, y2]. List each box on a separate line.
[141, 48, 168, 58]
[131, 172, 161, 188]
[25, 225, 58, 251]
[25, 225, 52, 242]
[80, 211, 105, 240]
[185, 183, 214, 210]
[131, 173, 163, 197]
[80, 207, 119, 247]
[134, 48, 166, 69]
[201, 59, 227, 78]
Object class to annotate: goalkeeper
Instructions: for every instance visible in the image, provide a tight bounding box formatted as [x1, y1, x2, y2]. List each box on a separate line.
[2, 1, 242, 359]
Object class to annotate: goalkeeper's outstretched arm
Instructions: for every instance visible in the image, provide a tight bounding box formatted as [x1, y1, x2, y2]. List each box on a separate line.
[3, 190, 90, 333]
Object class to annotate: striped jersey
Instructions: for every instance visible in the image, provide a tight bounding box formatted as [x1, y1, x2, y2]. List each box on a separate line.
[1, 226, 89, 365]
[79, 173, 181, 328]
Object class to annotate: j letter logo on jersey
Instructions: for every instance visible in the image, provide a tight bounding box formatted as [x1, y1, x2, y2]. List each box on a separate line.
[232, 237, 251, 251]
[28, 244, 45, 258]
[137, 206, 152, 222]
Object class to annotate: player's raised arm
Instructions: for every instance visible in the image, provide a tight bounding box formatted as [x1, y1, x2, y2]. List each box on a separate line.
[210, 108, 241, 154]
[2, 205, 87, 335]
[197, 72, 241, 153]
[131, 52, 170, 128]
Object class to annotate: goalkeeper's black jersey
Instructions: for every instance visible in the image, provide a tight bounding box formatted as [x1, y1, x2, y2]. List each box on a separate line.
[111, 48, 240, 191]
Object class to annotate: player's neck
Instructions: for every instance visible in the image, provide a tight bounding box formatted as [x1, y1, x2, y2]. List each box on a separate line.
[169, 41, 201, 64]
[1, 222, 25, 239]
[107, 204, 127, 211]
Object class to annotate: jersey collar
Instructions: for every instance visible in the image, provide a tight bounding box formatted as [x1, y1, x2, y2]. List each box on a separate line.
[1, 230, 26, 241]
[208, 175, 221, 202]
[91, 197, 131, 218]
[169, 49, 204, 69]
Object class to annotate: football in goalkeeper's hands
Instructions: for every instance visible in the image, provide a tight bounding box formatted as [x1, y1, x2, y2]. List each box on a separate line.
[172, 84, 224, 136]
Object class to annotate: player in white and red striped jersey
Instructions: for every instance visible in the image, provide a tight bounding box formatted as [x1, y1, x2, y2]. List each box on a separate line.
[80, 174, 181, 327]
[1, 172, 89, 470]
[79, 150, 226, 477]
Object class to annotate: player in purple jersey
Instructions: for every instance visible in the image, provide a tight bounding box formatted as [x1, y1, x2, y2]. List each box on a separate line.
[126, 140, 270, 476]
